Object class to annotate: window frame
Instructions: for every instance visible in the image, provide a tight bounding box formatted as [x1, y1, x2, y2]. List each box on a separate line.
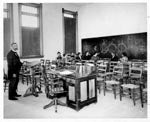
[3, 3, 14, 58]
[19, 3, 43, 58]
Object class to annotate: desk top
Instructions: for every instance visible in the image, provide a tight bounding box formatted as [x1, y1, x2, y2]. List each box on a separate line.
[46, 69, 96, 79]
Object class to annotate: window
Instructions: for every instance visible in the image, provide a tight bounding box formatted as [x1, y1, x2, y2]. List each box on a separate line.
[3, 3, 13, 57]
[19, 3, 43, 58]
[62, 8, 77, 54]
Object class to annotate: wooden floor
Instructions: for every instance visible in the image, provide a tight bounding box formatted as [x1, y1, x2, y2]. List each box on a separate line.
[4, 82, 147, 118]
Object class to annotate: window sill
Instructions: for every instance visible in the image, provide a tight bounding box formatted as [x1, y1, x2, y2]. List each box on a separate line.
[20, 55, 44, 59]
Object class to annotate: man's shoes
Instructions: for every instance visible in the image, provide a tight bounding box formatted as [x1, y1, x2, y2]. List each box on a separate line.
[9, 97, 18, 100]
[15, 94, 21, 97]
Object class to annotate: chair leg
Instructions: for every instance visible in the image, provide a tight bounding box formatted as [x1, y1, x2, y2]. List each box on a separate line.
[27, 76, 29, 86]
[57, 99, 66, 106]
[120, 86, 122, 101]
[22, 76, 24, 84]
[113, 85, 117, 99]
[43, 99, 55, 109]
[140, 86, 144, 108]
[132, 89, 136, 106]
[97, 82, 101, 94]
[129, 88, 132, 98]
[54, 98, 57, 113]
[99, 82, 101, 94]
[103, 82, 106, 96]
[4, 82, 6, 92]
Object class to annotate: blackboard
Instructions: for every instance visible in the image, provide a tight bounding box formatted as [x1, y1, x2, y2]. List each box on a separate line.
[82, 32, 147, 60]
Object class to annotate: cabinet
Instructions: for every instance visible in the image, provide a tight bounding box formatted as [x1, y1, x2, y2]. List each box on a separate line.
[66, 74, 97, 111]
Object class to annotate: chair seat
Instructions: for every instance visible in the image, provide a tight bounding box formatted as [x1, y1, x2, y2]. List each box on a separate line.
[105, 80, 119, 85]
[97, 77, 104, 81]
[143, 88, 147, 92]
[123, 74, 129, 77]
[34, 75, 41, 78]
[106, 72, 114, 75]
[98, 73, 106, 77]
[130, 75, 141, 79]
[113, 75, 122, 80]
[121, 84, 139, 89]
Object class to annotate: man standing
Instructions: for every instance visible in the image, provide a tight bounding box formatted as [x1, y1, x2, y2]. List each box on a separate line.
[7, 43, 22, 100]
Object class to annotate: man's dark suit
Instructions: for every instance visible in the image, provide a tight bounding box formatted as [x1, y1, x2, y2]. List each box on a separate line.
[7, 50, 22, 99]
[111, 55, 119, 61]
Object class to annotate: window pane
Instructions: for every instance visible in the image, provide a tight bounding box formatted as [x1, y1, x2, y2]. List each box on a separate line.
[4, 11, 8, 18]
[4, 3, 7, 9]
[21, 5, 38, 14]
[22, 15, 38, 28]
[64, 13, 74, 18]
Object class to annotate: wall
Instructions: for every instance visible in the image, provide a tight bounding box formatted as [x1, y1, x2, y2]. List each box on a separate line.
[42, 3, 79, 60]
[78, 3, 147, 52]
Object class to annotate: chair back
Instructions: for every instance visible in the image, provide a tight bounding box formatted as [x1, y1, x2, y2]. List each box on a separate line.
[40, 59, 45, 66]
[113, 65, 123, 76]
[129, 67, 142, 77]
[97, 60, 104, 65]
[21, 61, 29, 73]
[122, 62, 130, 76]
[143, 62, 147, 71]
[45, 60, 51, 70]
[109, 61, 118, 72]
[97, 64, 107, 74]
[129, 67, 143, 84]
[131, 61, 143, 68]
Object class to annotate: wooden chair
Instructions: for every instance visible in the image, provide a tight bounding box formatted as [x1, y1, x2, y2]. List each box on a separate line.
[105, 61, 118, 80]
[96, 64, 107, 94]
[4, 69, 9, 92]
[140, 82, 147, 108]
[43, 72, 67, 112]
[140, 62, 147, 107]
[34, 62, 45, 93]
[103, 62, 130, 99]
[120, 67, 143, 106]
[45, 59, 51, 71]
[21, 61, 31, 85]
[40, 59, 45, 66]
[103, 65, 123, 99]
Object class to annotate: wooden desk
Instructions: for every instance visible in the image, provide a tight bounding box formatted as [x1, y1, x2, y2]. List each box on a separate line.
[46, 69, 97, 111]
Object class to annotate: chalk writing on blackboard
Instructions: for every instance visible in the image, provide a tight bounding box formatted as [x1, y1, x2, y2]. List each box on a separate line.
[82, 32, 147, 60]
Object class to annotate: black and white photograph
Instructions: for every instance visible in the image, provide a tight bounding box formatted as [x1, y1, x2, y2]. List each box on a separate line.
[1, 0, 150, 120]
